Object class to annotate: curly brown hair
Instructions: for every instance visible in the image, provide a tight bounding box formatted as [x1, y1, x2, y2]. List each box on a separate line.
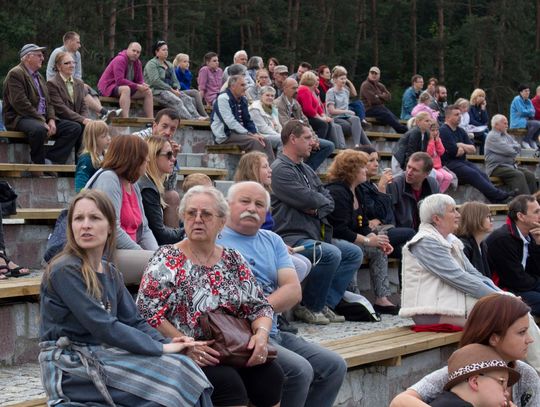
[327, 149, 369, 185]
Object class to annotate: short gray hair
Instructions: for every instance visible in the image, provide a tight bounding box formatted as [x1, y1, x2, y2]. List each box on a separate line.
[178, 185, 229, 220]
[491, 114, 507, 128]
[419, 193, 456, 224]
[228, 74, 245, 88]
[227, 181, 271, 211]
[259, 86, 276, 97]
[234, 50, 247, 60]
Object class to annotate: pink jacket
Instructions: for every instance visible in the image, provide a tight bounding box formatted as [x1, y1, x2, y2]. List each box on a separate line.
[426, 138, 445, 169]
[98, 50, 144, 96]
[411, 103, 439, 121]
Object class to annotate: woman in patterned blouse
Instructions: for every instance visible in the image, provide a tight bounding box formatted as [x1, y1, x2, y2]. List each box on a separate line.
[136, 185, 284, 407]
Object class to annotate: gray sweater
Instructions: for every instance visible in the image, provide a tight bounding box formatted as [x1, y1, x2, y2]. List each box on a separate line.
[86, 169, 158, 250]
[484, 129, 521, 176]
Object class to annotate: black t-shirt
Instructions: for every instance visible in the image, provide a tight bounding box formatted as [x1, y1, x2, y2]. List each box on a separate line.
[430, 391, 474, 407]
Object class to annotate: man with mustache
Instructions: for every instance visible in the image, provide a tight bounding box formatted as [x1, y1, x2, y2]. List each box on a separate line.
[218, 181, 346, 407]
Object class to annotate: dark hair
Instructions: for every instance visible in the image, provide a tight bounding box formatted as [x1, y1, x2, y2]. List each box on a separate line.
[155, 108, 180, 124]
[298, 62, 312, 70]
[411, 74, 423, 84]
[508, 194, 536, 222]
[267, 57, 279, 67]
[428, 77, 438, 86]
[204, 52, 218, 64]
[356, 145, 377, 155]
[518, 84, 530, 93]
[153, 40, 167, 55]
[460, 294, 530, 349]
[281, 120, 310, 145]
[63, 31, 79, 42]
[101, 134, 148, 183]
[408, 152, 433, 173]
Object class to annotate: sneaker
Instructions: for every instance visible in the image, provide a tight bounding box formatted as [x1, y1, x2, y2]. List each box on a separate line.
[322, 305, 346, 323]
[277, 314, 298, 334]
[294, 305, 330, 325]
[521, 141, 534, 150]
[100, 108, 122, 123]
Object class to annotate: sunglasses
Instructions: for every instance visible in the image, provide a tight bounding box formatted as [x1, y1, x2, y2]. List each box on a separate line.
[159, 151, 175, 160]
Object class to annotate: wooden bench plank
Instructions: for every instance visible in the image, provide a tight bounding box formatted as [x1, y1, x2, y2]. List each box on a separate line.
[0, 276, 42, 299]
[0, 130, 26, 139]
[0, 163, 76, 173]
[8, 208, 62, 220]
[5, 398, 47, 407]
[365, 131, 401, 140]
[206, 144, 244, 154]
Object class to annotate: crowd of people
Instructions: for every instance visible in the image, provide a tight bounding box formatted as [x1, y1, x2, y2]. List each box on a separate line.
[2, 31, 540, 406]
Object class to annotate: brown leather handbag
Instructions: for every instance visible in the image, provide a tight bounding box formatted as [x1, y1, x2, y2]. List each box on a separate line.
[199, 310, 277, 367]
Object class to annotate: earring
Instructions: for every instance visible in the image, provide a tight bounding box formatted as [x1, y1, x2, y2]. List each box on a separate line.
[217, 232, 222, 239]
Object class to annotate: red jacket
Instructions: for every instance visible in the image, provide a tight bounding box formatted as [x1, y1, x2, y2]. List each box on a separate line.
[297, 85, 323, 118]
[531, 95, 540, 120]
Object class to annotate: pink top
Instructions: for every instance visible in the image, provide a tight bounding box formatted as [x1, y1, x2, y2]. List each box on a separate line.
[197, 65, 223, 105]
[411, 103, 439, 121]
[97, 50, 144, 96]
[426, 138, 445, 169]
[120, 183, 142, 242]
[297, 85, 324, 117]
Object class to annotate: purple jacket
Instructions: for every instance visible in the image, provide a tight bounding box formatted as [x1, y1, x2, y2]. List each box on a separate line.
[98, 50, 144, 96]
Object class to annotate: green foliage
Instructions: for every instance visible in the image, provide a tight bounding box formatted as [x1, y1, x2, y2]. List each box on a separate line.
[1, 0, 539, 115]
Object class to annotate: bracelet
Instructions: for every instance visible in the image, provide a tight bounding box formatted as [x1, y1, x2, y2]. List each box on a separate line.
[364, 236, 370, 245]
[256, 326, 270, 335]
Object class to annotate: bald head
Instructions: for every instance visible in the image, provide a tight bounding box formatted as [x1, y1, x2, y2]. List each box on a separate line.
[283, 78, 299, 99]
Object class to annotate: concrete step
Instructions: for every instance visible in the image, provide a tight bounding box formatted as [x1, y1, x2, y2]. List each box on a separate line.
[7, 176, 75, 208]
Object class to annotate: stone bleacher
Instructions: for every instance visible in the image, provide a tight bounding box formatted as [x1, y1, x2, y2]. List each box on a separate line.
[0, 106, 535, 406]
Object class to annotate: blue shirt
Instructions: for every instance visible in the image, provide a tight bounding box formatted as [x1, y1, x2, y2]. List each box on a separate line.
[217, 226, 294, 336]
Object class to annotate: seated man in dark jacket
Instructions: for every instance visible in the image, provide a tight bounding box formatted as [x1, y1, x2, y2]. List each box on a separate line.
[485, 195, 540, 315]
[386, 152, 439, 230]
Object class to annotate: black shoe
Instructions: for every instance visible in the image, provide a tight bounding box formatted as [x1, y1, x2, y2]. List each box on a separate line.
[373, 304, 400, 315]
[277, 314, 298, 334]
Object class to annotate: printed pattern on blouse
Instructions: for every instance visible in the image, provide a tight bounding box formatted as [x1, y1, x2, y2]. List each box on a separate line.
[136, 245, 273, 339]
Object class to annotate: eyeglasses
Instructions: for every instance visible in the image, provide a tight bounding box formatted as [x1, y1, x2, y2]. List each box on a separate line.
[184, 209, 220, 222]
[478, 374, 508, 390]
[487, 214, 494, 221]
[159, 151, 175, 160]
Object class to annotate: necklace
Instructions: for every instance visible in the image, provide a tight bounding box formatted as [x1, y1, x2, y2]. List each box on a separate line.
[189, 244, 215, 267]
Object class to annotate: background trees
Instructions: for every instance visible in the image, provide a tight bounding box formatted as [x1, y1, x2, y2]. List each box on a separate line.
[1, 0, 539, 115]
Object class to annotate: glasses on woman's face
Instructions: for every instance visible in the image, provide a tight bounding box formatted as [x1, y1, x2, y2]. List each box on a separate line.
[159, 151, 175, 160]
[486, 214, 494, 222]
[185, 209, 218, 222]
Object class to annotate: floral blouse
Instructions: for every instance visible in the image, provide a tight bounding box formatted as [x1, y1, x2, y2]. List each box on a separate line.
[136, 245, 273, 339]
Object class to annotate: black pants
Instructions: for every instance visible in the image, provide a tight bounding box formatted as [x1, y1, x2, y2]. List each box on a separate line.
[308, 117, 332, 141]
[16, 117, 82, 164]
[202, 361, 284, 407]
[365, 105, 408, 133]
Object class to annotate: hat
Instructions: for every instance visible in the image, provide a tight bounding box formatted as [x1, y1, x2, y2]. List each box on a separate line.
[20, 44, 46, 58]
[444, 344, 520, 391]
[274, 65, 289, 75]
[369, 66, 380, 74]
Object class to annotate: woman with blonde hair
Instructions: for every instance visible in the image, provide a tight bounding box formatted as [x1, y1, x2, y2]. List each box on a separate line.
[137, 136, 184, 245]
[326, 149, 398, 314]
[40, 189, 213, 406]
[456, 201, 493, 277]
[172, 52, 208, 118]
[74, 120, 111, 192]
[468, 88, 490, 154]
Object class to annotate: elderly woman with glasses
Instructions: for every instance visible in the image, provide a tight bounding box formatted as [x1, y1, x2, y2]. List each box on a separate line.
[136, 186, 285, 407]
[137, 136, 184, 245]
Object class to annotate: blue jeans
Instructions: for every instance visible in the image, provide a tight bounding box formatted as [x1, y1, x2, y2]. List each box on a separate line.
[270, 331, 347, 407]
[305, 138, 335, 171]
[297, 238, 363, 311]
[349, 100, 366, 120]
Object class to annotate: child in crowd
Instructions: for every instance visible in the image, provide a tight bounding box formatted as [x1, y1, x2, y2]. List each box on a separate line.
[430, 344, 519, 406]
[181, 173, 213, 194]
[74, 121, 111, 192]
[173, 53, 193, 90]
[427, 122, 453, 192]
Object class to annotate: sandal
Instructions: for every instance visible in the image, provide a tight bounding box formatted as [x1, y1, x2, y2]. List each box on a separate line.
[0, 252, 30, 278]
[0, 264, 8, 280]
